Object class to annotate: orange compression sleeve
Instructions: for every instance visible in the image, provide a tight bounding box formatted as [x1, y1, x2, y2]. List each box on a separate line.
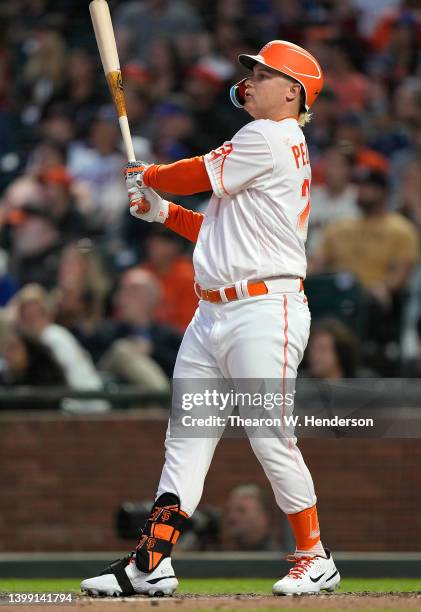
[143, 157, 212, 195]
[165, 202, 204, 243]
[287, 505, 321, 551]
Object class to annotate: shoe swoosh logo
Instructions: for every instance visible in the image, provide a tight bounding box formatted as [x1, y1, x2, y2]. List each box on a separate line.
[325, 569, 339, 582]
[309, 572, 325, 583]
[146, 575, 176, 585]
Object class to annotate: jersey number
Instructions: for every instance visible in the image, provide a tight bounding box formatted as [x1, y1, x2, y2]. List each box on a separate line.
[297, 178, 311, 240]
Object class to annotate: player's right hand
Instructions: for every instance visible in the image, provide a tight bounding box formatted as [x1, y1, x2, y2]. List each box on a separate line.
[129, 186, 169, 224]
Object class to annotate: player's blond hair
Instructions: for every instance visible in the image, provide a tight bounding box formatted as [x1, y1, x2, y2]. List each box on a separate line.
[298, 111, 312, 127]
[297, 86, 312, 127]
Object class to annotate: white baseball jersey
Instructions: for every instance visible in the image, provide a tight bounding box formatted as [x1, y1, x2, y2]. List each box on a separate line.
[195, 118, 311, 289]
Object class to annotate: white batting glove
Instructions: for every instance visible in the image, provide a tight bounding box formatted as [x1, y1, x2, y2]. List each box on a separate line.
[125, 160, 150, 192]
[129, 186, 169, 223]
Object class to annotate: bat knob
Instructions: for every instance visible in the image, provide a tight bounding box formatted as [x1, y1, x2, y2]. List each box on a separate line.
[138, 201, 151, 214]
[129, 193, 151, 215]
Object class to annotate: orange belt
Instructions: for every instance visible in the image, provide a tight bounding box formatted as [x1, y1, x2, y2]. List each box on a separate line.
[195, 278, 304, 304]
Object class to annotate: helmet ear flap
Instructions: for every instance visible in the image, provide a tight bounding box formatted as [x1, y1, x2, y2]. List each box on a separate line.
[230, 78, 248, 108]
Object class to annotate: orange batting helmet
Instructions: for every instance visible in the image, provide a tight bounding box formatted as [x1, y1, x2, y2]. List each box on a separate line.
[230, 40, 324, 111]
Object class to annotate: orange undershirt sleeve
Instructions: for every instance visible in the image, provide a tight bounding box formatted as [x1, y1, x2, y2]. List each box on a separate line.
[143, 157, 212, 195]
[165, 202, 204, 243]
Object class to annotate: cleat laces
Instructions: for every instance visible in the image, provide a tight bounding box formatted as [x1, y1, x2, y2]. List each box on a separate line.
[285, 555, 316, 579]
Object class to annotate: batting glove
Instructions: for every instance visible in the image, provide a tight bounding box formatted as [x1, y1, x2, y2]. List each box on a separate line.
[129, 186, 169, 223]
[125, 160, 150, 191]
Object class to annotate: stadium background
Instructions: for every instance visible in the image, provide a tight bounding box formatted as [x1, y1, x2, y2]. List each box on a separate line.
[0, 0, 421, 572]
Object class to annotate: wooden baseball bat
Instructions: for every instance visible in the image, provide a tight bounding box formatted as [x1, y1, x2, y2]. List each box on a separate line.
[89, 0, 136, 162]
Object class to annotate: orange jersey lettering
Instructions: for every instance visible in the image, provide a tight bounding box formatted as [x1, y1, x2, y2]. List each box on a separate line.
[291, 142, 310, 169]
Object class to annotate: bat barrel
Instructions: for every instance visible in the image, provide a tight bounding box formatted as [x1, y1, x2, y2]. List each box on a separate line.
[89, 0, 120, 73]
[89, 0, 135, 161]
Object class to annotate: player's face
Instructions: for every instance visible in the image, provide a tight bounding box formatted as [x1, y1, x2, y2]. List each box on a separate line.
[243, 65, 301, 120]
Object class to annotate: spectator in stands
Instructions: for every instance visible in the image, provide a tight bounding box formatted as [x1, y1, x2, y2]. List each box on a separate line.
[219, 485, 279, 551]
[313, 169, 419, 300]
[39, 166, 93, 242]
[13, 284, 108, 412]
[21, 28, 67, 115]
[325, 42, 369, 113]
[352, 0, 402, 39]
[1, 169, 90, 289]
[1, 171, 45, 224]
[303, 319, 360, 380]
[141, 226, 197, 332]
[1, 203, 62, 290]
[370, 7, 419, 86]
[39, 102, 76, 146]
[307, 146, 359, 257]
[122, 66, 153, 139]
[335, 113, 389, 174]
[99, 268, 181, 387]
[0, 329, 66, 410]
[26, 140, 67, 179]
[151, 100, 196, 163]
[368, 104, 409, 162]
[148, 39, 182, 102]
[183, 59, 239, 153]
[114, 0, 203, 64]
[54, 47, 105, 136]
[54, 240, 111, 362]
[312, 169, 419, 371]
[68, 107, 126, 224]
[212, 18, 249, 66]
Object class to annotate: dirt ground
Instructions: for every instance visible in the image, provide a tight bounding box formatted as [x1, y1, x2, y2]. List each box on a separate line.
[2, 592, 421, 612]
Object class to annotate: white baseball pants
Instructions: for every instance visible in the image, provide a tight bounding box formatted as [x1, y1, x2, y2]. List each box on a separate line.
[156, 291, 316, 516]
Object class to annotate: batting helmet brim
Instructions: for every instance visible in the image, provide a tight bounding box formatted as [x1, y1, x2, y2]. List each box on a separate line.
[238, 53, 306, 107]
[238, 54, 262, 71]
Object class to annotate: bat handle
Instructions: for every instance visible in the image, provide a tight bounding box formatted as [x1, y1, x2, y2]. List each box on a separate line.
[119, 115, 136, 162]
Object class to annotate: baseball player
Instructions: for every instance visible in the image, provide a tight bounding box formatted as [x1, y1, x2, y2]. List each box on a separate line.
[81, 40, 340, 597]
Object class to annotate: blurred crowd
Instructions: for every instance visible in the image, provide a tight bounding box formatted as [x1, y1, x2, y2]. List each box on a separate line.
[1, 0, 421, 407]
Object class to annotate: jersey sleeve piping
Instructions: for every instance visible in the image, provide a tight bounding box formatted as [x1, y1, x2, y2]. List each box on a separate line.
[204, 153, 228, 198]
